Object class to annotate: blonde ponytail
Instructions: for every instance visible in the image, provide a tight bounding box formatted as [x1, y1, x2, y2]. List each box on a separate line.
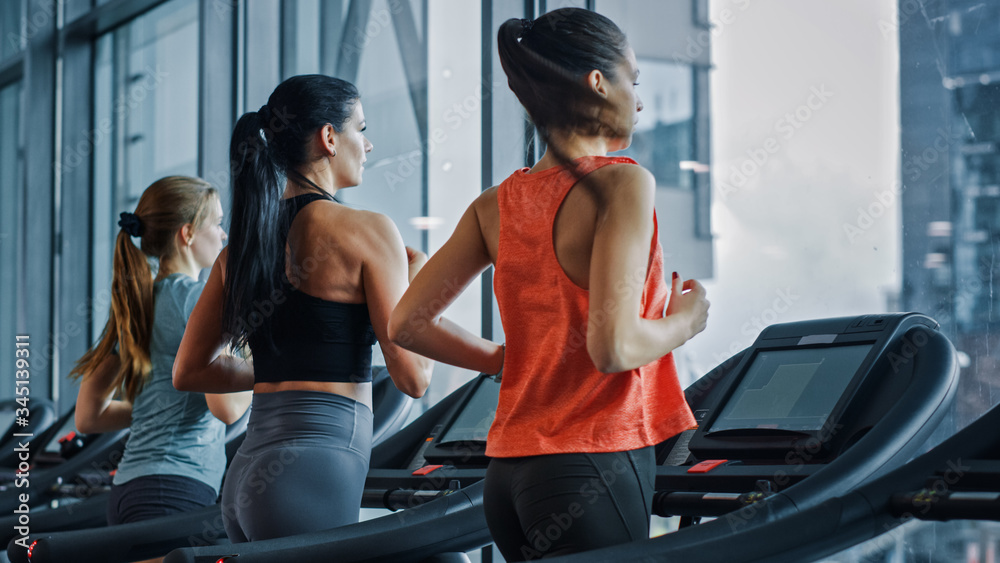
[70, 176, 217, 403]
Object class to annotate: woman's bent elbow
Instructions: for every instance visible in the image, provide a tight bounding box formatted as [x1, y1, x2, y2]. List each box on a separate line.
[591, 356, 626, 374]
[387, 312, 410, 348]
[587, 340, 625, 374]
[398, 377, 428, 399]
[172, 364, 193, 391]
[74, 415, 94, 435]
[394, 370, 430, 399]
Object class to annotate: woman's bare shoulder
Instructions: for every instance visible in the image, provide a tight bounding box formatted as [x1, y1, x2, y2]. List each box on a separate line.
[584, 161, 656, 203]
[294, 200, 397, 244]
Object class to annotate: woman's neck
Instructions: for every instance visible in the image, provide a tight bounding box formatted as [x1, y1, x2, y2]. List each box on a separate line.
[529, 131, 614, 173]
[156, 253, 199, 282]
[283, 166, 340, 199]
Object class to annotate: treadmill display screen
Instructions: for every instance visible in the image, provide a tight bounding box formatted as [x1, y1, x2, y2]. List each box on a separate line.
[436, 376, 501, 445]
[708, 344, 872, 433]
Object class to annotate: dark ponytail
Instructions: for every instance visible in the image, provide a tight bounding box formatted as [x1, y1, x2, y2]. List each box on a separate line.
[223, 110, 285, 350]
[498, 8, 631, 142]
[222, 75, 359, 349]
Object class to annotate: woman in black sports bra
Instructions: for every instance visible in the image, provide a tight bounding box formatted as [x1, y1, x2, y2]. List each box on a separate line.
[174, 74, 433, 542]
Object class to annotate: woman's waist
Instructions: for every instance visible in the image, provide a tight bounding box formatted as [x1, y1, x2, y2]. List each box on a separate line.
[242, 389, 373, 449]
[251, 343, 375, 386]
[253, 381, 372, 411]
[121, 433, 226, 466]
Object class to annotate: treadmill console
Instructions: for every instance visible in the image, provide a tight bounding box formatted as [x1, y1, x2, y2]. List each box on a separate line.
[687, 313, 939, 462]
[420, 374, 501, 466]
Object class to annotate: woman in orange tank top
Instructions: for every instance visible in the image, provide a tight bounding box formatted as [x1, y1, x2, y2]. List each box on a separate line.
[390, 8, 709, 559]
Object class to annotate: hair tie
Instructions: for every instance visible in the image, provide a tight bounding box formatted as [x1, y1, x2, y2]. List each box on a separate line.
[520, 18, 534, 36]
[118, 211, 144, 238]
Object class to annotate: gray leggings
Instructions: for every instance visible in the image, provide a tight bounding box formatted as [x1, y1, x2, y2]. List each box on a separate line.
[222, 390, 373, 543]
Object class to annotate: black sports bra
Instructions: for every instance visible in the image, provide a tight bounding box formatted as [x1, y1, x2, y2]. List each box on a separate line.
[250, 193, 377, 384]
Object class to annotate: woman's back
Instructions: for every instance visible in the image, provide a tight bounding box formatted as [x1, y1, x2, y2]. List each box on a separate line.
[388, 9, 709, 559]
[174, 74, 433, 544]
[117, 274, 226, 491]
[476, 157, 648, 290]
[284, 197, 369, 303]
[485, 156, 694, 457]
[248, 194, 378, 388]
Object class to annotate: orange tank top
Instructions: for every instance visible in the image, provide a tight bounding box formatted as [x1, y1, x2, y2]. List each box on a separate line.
[487, 155, 695, 457]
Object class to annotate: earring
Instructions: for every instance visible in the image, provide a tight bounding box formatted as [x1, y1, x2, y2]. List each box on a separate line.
[332, 149, 337, 157]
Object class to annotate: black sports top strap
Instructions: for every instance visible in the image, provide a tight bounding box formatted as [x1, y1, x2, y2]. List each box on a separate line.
[249, 193, 377, 385]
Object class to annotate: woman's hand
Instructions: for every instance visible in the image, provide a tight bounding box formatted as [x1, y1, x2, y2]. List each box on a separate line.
[665, 273, 710, 343]
[406, 246, 428, 283]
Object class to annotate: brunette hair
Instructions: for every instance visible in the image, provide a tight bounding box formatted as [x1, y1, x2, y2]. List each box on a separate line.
[497, 8, 631, 142]
[223, 74, 359, 349]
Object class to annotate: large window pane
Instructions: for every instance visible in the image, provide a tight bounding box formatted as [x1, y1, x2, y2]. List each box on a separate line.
[121, 0, 200, 196]
[1, 0, 24, 60]
[92, 32, 114, 337]
[595, 0, 715, 331]
[0, 81, 22, 397]
[347, 0, 426, 252]
[278, 0, 427, 266]
[91, 0, 199, 318]
[620, 59, 695, 190]
[283, 0, 485, 406]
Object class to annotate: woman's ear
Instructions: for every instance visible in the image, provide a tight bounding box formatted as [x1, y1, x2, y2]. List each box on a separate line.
[179, 223, 195, 248]
[587, 69, 610, 99]
[319, 123, 337, 157]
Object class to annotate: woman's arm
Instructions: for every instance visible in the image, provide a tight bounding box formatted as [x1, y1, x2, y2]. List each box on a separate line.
[361, 214, 436, 398]
[173, 250, 256, 393]
[74, 354, 132, 434]
[586, 164, 709, 373]
[388, 200, 505, 375]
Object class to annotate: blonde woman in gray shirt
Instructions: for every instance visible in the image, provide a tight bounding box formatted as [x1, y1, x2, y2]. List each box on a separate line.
[71, 176, 251, 563]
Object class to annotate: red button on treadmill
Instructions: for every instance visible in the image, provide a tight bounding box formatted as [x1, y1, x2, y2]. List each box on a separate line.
[687, 459, 729, 474]
[412, 465, 444, 476]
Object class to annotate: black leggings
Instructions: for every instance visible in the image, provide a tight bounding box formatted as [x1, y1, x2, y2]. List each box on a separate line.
[222, 390, 372, 542]
[107, 474, 218, 525]
[483, 446, 655, 561]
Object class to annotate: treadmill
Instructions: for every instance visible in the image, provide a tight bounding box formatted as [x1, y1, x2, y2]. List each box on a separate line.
[558, 392, 1000, 562]
[157, 312, 960, 563]
[10, 366, 412, 563]
[0, 405, 131, 515]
